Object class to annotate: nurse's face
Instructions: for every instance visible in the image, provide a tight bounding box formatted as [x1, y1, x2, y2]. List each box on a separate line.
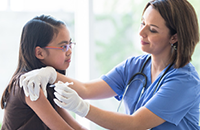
[139, 5, 173, 57]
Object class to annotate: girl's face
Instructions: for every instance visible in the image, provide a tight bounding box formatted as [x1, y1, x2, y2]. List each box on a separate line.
[41, 25, 72, 70]
[139, 5, 175, 58]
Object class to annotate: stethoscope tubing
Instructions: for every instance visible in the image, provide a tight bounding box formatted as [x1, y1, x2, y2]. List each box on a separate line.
[117, 55, 173, 112]
[117, 56, 150, 112]
[117, 55, 173, 130]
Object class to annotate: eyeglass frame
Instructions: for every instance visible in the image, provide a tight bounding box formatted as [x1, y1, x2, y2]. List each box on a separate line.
[45, 40, 76, 52]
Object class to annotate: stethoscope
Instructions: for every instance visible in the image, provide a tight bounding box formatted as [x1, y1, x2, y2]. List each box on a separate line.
[117, 55, 174, 113]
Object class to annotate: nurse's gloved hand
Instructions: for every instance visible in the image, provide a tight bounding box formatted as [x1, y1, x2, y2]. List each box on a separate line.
[20, 66, 57, 101]
[53, 81, 90, 117]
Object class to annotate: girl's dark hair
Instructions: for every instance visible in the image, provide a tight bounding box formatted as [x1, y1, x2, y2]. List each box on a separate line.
[143, 0, 199, 68]
[1, 15, 66, 109]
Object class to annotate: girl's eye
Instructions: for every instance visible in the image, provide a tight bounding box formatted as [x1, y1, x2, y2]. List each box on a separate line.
[61, 45, 67, 49]
[69, 41, 72, 45]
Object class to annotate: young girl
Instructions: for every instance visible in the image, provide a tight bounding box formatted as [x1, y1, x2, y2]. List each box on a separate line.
[0, 15, 87, 130]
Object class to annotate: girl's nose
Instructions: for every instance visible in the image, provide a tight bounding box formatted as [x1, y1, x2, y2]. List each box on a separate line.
[66, 48, 72, 56]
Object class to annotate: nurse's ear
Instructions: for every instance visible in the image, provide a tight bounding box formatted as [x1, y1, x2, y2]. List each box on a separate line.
[170, 33, 178, 44]
[35, 46, 47, 60]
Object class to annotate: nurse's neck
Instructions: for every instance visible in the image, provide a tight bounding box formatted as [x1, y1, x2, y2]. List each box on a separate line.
[151, 55, 170, 83]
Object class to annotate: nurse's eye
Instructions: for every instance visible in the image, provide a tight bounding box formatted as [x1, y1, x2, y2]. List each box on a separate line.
[141, 22, 145, 26]
[150, 28, 157, 33]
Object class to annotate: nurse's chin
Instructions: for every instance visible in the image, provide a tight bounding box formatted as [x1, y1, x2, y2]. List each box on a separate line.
[141, 46, 151, 54]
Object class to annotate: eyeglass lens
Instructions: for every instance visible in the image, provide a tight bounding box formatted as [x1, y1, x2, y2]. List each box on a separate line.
[62, 42, 75, 52]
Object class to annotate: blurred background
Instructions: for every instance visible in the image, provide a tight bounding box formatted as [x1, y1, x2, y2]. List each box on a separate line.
[0, 0, 200, 129]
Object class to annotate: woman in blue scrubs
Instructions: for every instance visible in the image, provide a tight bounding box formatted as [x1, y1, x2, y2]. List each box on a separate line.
[20, 0, 200, 129]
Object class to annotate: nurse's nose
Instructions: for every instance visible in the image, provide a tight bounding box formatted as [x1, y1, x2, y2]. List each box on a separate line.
[139, 25, 147, 38]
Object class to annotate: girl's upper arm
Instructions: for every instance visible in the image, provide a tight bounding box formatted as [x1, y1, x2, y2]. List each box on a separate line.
[83, 79, 117, 99]
[25, 88, 73, 130]
[57, 72, 116, 99]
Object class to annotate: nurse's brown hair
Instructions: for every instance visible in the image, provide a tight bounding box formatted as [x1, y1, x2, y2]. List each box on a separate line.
[143, 0, 199, 68]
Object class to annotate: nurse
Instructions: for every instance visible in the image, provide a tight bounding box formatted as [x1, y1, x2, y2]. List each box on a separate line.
[20, 0, 200, 129]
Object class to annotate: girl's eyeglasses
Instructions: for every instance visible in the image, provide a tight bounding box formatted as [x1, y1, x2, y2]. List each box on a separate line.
[45, 42, 76, 52]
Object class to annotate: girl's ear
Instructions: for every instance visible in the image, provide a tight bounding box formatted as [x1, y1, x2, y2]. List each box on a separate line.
[170, 33, 178, 44]
[35, 46, 47, 60]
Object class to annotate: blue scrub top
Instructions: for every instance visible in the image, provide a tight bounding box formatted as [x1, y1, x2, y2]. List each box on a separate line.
[101, 54, 200, 130]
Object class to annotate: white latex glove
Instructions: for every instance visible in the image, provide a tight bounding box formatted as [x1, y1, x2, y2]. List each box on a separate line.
[20, 66, 57, 101]
[53, 81, 90, 117]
